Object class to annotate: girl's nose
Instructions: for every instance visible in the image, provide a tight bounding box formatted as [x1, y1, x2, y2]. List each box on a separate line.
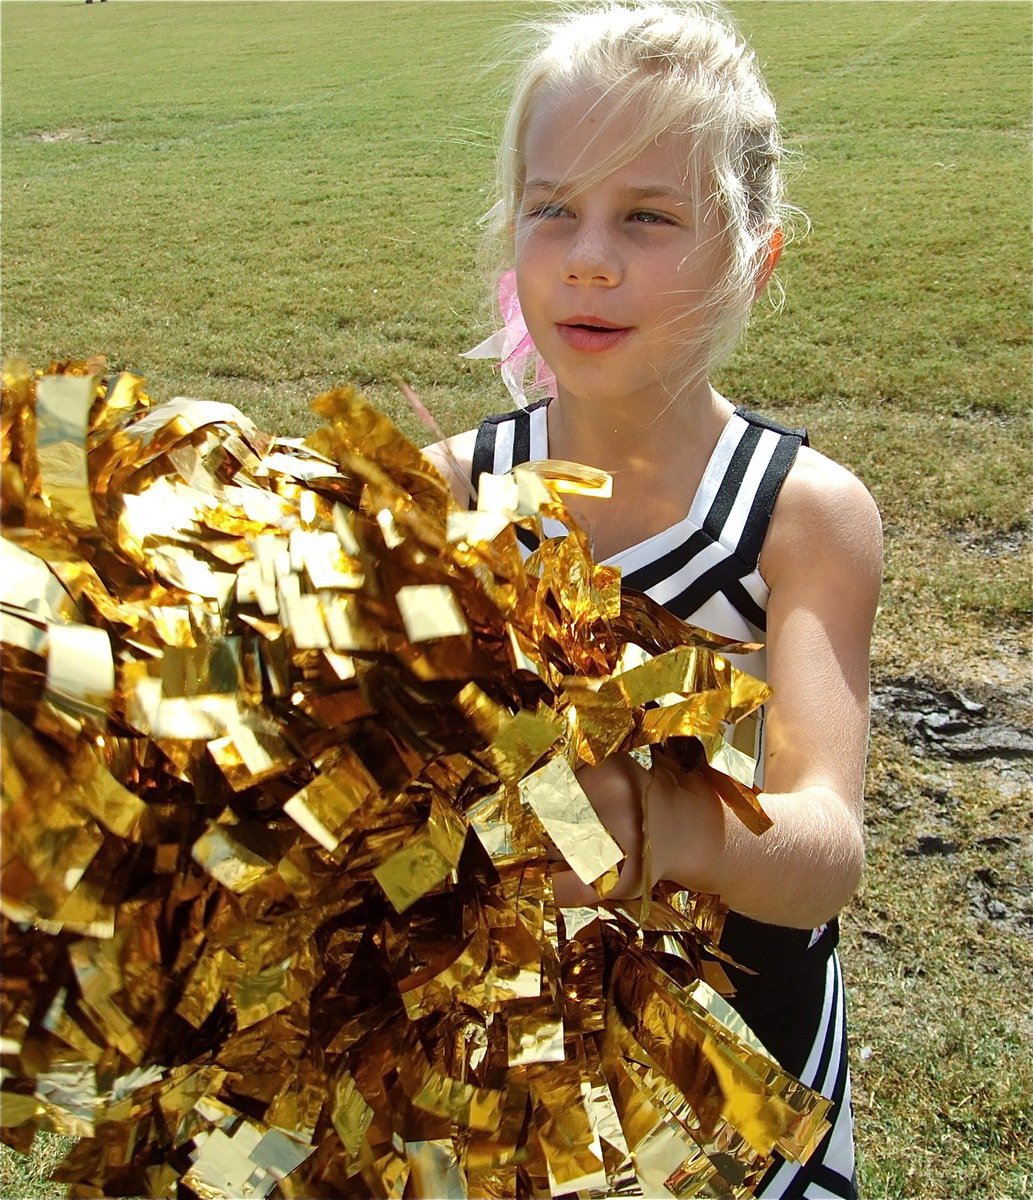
[564, 221, 622, 285]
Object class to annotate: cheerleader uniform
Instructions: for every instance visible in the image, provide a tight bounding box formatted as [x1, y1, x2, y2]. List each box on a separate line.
[470, 399, 858, 1200]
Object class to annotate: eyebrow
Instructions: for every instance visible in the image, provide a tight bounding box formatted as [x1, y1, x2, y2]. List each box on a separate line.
[523, 179, 691, 205]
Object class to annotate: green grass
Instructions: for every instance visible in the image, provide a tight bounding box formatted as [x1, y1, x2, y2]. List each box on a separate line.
[2, 3, 1031, 1198]
[1, 1, 511, 433]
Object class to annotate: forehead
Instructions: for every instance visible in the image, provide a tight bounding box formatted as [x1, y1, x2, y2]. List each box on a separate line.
[521, 86, 698, 195]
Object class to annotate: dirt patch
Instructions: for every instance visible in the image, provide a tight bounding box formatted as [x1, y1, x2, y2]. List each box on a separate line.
[946, 523, 1030, 558]
[871, 675, 1033, 764]
[31, 128, 105, 144]
[967, 860, 1033, 934]
[869, 675, 1032, 942]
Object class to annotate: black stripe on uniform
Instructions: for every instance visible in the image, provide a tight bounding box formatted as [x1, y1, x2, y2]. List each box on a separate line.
[662, 555, 767, 632]
[734, 404, 809, 446]
[737, 432, 804, 566]
[512, 408, 532, 469]
[701, 420, 762, 540]
[808, 958, 840, 1099]
[470, 399, 549, 492]
[781, 963, 853, 1199]
[516, 526, 540, 554]
[620, 529, 711, 594]
[471, 421, 499, 495]
[809, 1164, 858, 1199]
[797, 1018, 855, 1194]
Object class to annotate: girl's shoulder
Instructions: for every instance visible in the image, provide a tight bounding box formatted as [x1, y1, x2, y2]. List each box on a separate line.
[783, 444, 881, 528]
[761, 443, 883, 588]
[422, 428, 478, 506]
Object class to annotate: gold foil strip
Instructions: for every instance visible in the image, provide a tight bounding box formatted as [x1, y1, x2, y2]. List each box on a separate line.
[395, 583, 470, 642]
[505, 906, 566, 1065]
[411, 1070, 506, 1133]
[34, 371, 99, 529]
[373, 792, 468, 913]
[44, 621, 114, 732]
[528, 1058, 609, 1193]
[1, 537, 84, 625]
[517, 458, 614, 500]
[517, 756, 624, 887]
[282, 753, 375, 852]
[191, 824, 277, 894]
[405, 1138, 469, 1199]
[483, 707, 565, 783]
[465, 785, 544, 867]
[183, 1121, 314, 1199]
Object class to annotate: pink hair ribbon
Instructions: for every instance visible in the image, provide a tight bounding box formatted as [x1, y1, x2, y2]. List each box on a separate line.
[462, 270, 557, 409]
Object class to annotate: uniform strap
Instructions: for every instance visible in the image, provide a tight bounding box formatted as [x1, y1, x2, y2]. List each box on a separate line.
[732, 407, 808, 569]
[470, 399, 550, 497]
[733, 405, 809, 446]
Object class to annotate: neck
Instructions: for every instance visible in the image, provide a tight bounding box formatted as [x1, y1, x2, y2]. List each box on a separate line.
[544, 378, 737, 562]
[547, 376, 731, 477]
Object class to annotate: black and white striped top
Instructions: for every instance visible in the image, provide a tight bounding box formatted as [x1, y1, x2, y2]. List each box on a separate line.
[474, 398, 805, 644]
[471, 400, 858, 1200]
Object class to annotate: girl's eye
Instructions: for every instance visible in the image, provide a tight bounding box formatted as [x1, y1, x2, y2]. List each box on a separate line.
[630, 210, 675, 226]
[526, 202, 569, 220]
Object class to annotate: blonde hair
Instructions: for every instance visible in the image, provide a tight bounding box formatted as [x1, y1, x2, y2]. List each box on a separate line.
[493, 0, 796, 379]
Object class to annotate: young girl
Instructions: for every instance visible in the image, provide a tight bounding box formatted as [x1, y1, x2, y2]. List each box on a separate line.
[426, 4, 882, 1196]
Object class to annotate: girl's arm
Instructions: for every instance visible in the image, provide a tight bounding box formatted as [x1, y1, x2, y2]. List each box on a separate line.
[560, 449, 883, 930]
[421, 431, 477, 506]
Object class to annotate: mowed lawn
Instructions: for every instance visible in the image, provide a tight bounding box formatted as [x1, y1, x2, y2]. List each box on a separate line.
[2, 3, 1031, 1199]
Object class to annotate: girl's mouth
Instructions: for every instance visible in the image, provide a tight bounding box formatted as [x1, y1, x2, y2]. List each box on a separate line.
[556, 319, 632, 353]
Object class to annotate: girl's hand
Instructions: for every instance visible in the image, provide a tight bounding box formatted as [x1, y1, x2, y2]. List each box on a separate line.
[551, 755, 649, 907]
[550, 754, 709, 908]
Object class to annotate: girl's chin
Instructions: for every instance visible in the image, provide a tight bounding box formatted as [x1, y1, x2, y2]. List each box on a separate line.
[549, 376, 677, 413]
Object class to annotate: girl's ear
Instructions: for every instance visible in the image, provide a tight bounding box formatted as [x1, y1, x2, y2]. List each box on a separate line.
[752, 226, 784, 299]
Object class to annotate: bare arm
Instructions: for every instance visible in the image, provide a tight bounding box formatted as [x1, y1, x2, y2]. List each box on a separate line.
[421, 430, 477, 507]
[559, 449, 883, 929]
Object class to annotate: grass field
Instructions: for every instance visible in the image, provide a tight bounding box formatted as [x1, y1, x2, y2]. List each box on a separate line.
[2, 2, 1031, 1198]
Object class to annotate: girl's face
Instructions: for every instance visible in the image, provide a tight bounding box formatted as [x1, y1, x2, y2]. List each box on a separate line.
[514, 87, 728, 414]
